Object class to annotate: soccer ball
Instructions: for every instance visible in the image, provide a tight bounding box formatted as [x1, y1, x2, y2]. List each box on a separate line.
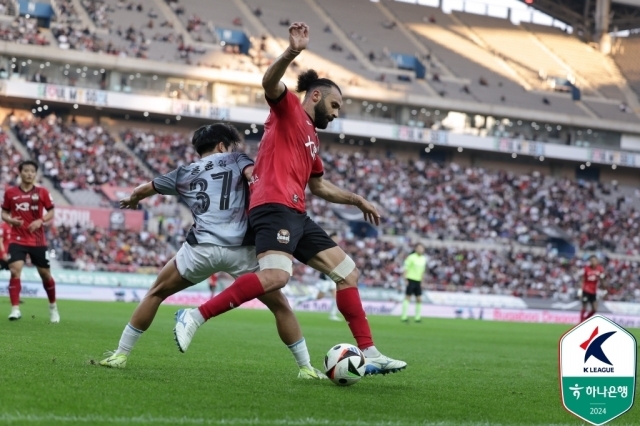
[324, 343, 366, 386]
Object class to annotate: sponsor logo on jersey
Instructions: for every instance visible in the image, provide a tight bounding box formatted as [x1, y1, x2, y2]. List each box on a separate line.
[15, 202, 30, 212]
[292, 194, 299, 204]
[305, 136, 318, 160]
[31, 194, 39, 201]
[277, 229, 290, 244]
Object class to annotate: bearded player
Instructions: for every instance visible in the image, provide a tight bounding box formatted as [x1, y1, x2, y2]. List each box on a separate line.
[174, 23, 406, 375]
[580, 255, 605, 322]
[1, 160, 58, 322]
[100, 123, 325, 379]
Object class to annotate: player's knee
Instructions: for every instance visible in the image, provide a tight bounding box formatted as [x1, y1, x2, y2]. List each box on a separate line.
[9, 267, 21, 279]
[38, 270, 52, 281]
[258, 254, 292, 288]
[330, 256, 358, 288]
[258, 269, 289, 289]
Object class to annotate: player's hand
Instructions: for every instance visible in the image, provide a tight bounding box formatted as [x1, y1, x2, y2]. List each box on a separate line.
[6, 216, 24, 227]
[354, 196, 381, 226]
[119, 196, 139, 210]
[27, 219, 43, 232]
[289, 22, 309, 51]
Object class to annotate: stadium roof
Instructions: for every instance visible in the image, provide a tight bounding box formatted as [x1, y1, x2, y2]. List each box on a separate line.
[521, 0, 640, 34]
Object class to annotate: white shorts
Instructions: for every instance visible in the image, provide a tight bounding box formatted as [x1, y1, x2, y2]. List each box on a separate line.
[316, 279, 337, 294]
[175, 243, 259, 284]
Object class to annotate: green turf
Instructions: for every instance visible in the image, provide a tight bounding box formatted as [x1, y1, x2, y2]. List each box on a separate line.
[0, 297, 638, 426]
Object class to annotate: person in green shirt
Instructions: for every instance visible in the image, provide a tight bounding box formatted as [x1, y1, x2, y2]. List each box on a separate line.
[401, 243, 428, 322]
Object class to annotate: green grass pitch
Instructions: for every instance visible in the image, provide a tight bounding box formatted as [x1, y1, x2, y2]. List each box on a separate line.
[0, 298, 638, 426]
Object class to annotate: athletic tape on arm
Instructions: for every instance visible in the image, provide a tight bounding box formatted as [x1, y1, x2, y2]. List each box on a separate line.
[258, 254, 293, 275]
[328, 256, 356, 283]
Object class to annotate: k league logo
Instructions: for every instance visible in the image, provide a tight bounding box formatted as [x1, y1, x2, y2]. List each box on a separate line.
[559, 315, 637, 426]
[580, 327, 615, 372]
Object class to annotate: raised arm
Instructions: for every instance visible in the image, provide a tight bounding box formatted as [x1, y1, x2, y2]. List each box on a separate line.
[308, 176, 380, 225]
[262, 22, 309, 99]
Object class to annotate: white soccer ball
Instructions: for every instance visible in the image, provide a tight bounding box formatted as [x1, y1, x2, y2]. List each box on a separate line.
[324, 343, 366, 386]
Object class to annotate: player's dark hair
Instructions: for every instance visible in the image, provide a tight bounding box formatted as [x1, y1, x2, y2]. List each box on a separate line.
[296, 69, 342, 96]
[191, 123, 241, 156]
[18, 160, 38, 172]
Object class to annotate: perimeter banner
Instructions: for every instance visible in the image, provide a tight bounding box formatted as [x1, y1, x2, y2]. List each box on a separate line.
[54, 206, 145, 231]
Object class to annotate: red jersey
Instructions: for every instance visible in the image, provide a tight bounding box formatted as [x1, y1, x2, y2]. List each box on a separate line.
[1, 185, 54, 247]
[583, 265, 604, 295]
[0, 222, 11, 254]
[249, 89, 324, 213]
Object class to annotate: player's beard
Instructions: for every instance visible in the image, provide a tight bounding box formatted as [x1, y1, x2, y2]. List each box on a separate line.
[313, 99, 332, 129]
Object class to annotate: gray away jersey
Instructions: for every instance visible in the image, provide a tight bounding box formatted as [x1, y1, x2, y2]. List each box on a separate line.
[152, 152, 254, 247]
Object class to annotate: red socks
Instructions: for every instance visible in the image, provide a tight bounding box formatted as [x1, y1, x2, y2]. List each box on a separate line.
[580, 309, 586, 322]
[8, 278, 20, 306]
[43, 278, 56, 304]
[586, 310, 596, 320]
[198, 273, 265, 320]
[337, 287, 374, 350]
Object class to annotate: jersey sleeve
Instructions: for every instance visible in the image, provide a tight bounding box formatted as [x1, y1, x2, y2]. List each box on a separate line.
[310, 153, 324, 178]
[1, 190, 11, 212]
[266, 87, 298, 116]
[41, 188, 54, 210]
[403, 255, 413, 270]
[152, 168, 180, 196]
[235, 153, 254, 175]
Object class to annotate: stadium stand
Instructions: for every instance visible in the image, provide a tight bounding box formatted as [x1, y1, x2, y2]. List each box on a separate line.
[48, 224, 176, 272]
[613, 34, 640, 98]
[11, 115, 151, 206]
[316, 149, 640, 255]
[0, 128, 21, 187]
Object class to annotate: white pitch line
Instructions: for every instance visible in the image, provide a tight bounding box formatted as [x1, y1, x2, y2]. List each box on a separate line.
[2, 413, 635, 426]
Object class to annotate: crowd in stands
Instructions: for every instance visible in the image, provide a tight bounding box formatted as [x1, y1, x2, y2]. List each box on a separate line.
[121, 128, 197, 176]
[48, 224, 175, 272]
[0, 17, 50, 45]
[315, 150, 640, 255]
[12, 115, 151, 191]
[0, 129, 21, 187]
[292, 237, 640, 302]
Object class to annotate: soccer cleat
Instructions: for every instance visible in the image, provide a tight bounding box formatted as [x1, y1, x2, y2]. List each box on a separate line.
[173, 308, 200, 353]
[8, 307, 21, 321]
[297, 366, 328, 379]
[99, 351, 128, 368]
[364, 353, 407, 376]
[414, 319, 421, 323]
[328, 315, 342, 322]
[400, 318, 409, 323]
[49, 306, 60, 323]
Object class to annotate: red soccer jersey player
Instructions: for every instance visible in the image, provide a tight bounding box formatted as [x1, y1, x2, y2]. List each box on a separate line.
[184, 23, 406, 376]
[580, 255, 605, 322]
[1, 160, 58, 322]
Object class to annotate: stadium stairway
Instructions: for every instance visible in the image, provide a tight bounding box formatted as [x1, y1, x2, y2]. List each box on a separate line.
[69, 0, 103, 34]
[2, 124, 70, 207]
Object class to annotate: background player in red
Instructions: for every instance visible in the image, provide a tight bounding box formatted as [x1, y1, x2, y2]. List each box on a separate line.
[174, 22, 405, 375]
[580, 255, 605, 322]
[1, 160, 58, 322]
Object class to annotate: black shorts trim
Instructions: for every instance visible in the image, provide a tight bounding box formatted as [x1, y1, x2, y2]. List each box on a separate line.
[0, 259, 8, 270]
[582, 291, 597, 304]
[249, 203, 338, 264]
[406, 279, 422, 297]
[7, 243, 50, 268]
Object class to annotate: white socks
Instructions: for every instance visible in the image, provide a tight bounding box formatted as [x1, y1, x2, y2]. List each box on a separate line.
[115, 323, 143, 356]
[49, 303, 57, 310]
[189, 308, 205, 326]
[362, 346, 380, 358]
[287, 337, 312, 369]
